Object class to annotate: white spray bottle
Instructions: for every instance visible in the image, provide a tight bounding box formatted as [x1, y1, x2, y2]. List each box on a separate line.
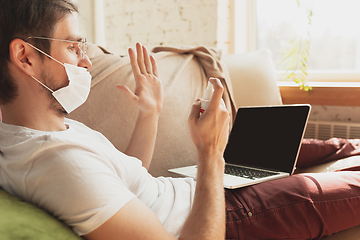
[200, 80, 214, 116]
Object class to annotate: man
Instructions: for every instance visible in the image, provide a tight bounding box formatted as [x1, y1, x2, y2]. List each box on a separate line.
[1, 1, 360, 240]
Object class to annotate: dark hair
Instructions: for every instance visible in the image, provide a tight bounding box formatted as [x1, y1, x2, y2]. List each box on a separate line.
[0, 0, 79, 104]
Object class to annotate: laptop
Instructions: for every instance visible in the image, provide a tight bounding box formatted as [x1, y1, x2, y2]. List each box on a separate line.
[169, 104, 311, 189]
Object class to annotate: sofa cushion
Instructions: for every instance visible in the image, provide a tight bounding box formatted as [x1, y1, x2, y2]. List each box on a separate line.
[222, 49, 282, 107]
[0, 188, 81, 240]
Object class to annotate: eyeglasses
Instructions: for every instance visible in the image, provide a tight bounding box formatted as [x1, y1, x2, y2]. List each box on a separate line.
[25, 36, 88, 60]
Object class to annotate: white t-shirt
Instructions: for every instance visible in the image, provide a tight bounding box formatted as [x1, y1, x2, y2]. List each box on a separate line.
[0, 118, 196, 236]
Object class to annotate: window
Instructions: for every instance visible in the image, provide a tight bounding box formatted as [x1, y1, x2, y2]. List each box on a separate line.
[233, 0, 360, 82]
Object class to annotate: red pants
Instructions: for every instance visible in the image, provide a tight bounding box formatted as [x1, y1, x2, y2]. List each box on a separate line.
[225, 138, 360, 239]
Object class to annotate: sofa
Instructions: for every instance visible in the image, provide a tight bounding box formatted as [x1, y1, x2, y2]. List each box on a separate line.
[1, 44, 360, 239]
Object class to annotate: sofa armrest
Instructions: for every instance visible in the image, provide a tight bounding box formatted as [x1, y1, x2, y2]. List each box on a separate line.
[222, 49, 282, 107]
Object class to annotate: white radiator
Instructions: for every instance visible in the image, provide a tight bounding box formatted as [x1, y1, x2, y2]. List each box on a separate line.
[305, 120, 360, 140]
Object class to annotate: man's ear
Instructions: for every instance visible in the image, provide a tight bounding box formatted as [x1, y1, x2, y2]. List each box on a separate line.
[9, 38, 39, 77]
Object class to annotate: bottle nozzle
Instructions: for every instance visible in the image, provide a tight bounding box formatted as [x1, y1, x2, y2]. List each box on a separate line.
[203, 81, 214, 101]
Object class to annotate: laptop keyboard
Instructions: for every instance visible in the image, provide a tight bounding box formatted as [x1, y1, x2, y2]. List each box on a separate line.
[224, 165, 279, 180]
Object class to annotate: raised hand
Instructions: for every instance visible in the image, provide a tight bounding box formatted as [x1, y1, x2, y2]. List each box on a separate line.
[117, 43, 163, 115]
[188, 77, 230, 158]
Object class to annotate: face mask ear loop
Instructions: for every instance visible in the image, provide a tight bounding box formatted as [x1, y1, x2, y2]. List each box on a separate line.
[30, 75, 54, 93]
[25, 42, 65, 67]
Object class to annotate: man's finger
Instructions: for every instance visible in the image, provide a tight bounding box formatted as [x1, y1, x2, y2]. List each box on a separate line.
[116, 84, 139, 105]
[188, 98, 201, 121]
[150, 56, 159, 77]
[136, 43, 147, 74]
[128, 47, 141, 76]
[142, 46, 152, 74]
[206, 77, 224, 111]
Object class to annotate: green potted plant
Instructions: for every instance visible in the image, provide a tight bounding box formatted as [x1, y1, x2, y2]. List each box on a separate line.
[281, 0, 313, 91]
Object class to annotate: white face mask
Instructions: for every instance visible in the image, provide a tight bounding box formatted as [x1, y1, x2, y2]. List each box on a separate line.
[27, 43, 92, 113]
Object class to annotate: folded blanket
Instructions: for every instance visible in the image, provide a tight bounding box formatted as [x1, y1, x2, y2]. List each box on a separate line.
[153, 46, 237, 125]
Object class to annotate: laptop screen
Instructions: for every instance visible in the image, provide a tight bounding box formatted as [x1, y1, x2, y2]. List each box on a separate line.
[223, 105, 310, 174]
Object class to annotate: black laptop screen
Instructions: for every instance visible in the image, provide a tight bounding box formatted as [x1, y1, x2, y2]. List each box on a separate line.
[223, 105, 310, 174]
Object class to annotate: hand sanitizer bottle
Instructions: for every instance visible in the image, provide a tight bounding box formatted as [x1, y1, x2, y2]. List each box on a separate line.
[200, 80, 214, 116]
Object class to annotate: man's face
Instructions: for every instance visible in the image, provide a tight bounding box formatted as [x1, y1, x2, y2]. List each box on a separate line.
[39, 13, 92, 114]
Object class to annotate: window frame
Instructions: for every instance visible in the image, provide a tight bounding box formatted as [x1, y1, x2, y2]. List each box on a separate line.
[230, 0, 360, 84]
[229, 0, 360, 107]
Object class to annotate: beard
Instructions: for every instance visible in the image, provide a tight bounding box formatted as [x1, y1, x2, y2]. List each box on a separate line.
[40, 69, 68, 117]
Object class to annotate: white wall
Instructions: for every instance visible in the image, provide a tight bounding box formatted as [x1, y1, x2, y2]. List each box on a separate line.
[77, 0, 231, 55]
[309, 105, 360, 123]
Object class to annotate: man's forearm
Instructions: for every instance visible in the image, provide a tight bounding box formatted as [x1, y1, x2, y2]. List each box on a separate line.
[181, 77, 230, 240]
[118, 43, 163, 170]
[179, 150, 226, 240]
[124, 112, 160, 169]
